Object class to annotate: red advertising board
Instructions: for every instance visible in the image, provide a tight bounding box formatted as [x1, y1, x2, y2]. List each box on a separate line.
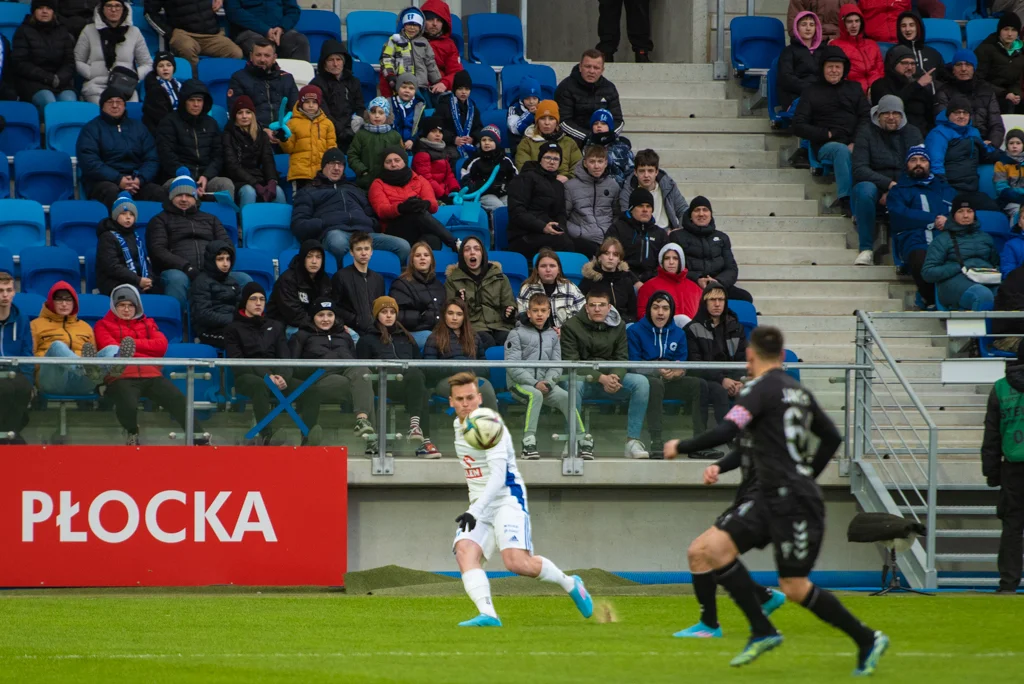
[0, 446, 347, 587]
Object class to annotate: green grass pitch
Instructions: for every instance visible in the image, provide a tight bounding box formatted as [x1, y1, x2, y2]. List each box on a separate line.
[0, 578, 1021, 683]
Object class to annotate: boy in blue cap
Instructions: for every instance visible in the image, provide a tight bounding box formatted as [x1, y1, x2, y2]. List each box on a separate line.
[585, 108, 634, 185]
[507, 76, 541, 150]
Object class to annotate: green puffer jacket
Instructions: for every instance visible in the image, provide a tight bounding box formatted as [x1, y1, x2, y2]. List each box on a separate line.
[559, 306, 628, 379]
[348, 126, 405, 190]
[921, 220, 1000, 307]
[444, 262, 516, 333]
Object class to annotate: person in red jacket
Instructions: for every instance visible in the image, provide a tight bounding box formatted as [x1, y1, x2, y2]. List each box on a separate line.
[94, 284, 206, 446]
[831, 5, 885, 93]
[421, 0, 464, 97]
[369, 146, 460, 251]
[860, 0, 911, 43]
[636, 244, 701, 323]
[412, 116, 460, 202]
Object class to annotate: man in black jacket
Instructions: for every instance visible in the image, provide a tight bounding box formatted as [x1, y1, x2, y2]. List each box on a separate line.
[331, 232, 385, 340]
[684, 281, 746, 429]
[870, 46, 935, 135]
[144, 0, 241, 68]
[936, 49, 1005, 148]
[554, 49, 624, 147]
[851, 94, 924, 265]
[291, 149, 410, 265]
[980, 345, 1024, 593]
[157, 79, 233, 195]
[793, 45, 870, 217]
[147, 170, 252, 313]
[896, 11, 947, 89]
[228, 38, 298, 133]
[310, 40, 364, 151]
[266, 239, 334, 332]
[605, 187, 667, 283]
[668, 196, 752, 302]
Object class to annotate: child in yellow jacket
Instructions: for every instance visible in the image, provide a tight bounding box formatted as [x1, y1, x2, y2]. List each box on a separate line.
[280, 85, 337, 189]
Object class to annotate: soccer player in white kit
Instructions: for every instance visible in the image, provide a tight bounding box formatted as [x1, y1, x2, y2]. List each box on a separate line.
[448, 372, 595, 627]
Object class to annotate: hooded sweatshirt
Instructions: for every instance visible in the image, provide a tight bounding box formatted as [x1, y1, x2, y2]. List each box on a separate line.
[190, 240, 241, 343]
[994, 132, 1024, 206]
[793, 44, 871, 156]
[155, 79, 223, 182]
[636, 244, 702, 324]
[580, 258, 639, 323]
[309, 39, 365, 149]
[627, 291, 689, 375]
[0, 300, 34, 380]
[31, 282, 95, 359]
[786, 0, 855, 41]
[420, 0, 463, 91]
[266, 239, 334, 329]
[829, 5, 884, 93]
[685, 281, 746, 384]
[895, 11, 947, 90]
[869, 47, 935, 135]
[93, 284, 166, 381]
[444, 238, 516, 333]
[777, 10, 823, 109]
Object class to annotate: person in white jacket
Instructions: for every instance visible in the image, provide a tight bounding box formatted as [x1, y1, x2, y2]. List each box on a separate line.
[75, 0, 152, 103]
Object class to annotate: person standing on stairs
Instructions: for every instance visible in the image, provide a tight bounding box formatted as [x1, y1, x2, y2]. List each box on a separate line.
[981, 344, 1024, 593]
[595, 0, 652, 63]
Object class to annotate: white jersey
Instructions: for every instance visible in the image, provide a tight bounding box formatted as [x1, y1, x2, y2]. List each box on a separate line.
[454, 416, 528, 524]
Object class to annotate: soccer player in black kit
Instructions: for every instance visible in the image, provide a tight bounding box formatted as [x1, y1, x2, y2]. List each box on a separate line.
[665, 326, 889, 676]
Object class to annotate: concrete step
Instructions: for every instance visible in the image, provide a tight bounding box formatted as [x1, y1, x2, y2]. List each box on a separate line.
[733, 248, 864, 265]
[730, 232, 847, 248]
[628, 117, 773, 134]
[615, 81, 727, 99]
[746, 281, 893, 299]
[654, 149, 779, 168]
[754, 297, 904, 315]
[760, 314, 938, 332]
[743, 265, 900, 281]
[680, 182, 807, 200]
[710, 216, 851, 232]
[549, 62, 714, 82]
[701, 199, 819, 217]
[668, 168, 821, 185]
[799, 343, 948, 363]
[629, 133, 767, 151]
[620, 97, 741, 119]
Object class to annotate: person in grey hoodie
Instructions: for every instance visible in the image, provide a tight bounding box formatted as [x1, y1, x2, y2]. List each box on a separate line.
[564, 145, 621, 257]
[618, 149, 689, 229]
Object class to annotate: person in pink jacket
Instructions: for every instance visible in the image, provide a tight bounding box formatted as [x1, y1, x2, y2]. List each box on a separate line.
[860, 0, 912, 43]
[830, 5, 884, 93]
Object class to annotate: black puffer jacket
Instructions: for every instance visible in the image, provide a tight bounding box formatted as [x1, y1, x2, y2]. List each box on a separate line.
[223, 310, 292, 380]
[553, 63, 624, 142]
[266, 239, 333, 329]
[228, 61, 299, 129]
[332, 265, 385, 336]
[776, 40, 819, 109]
[853, 110, 924, 191]
[684, 281, 746, 384]
[95, 217, 150, 295]
[146, 201, 231, 277]
[57, 0, 93, 37]
[222, 122, 277, 188]
[355, 326, 422, 361]
[156, 79, 223, 181]
[11, 14, 76, 101]
[670, 213, 739, 289]
[390, 270, 446, 332]
[190, 240, 241, 344]
[288, 319, 359, 377]
[507, 161, 567, 243]
[975, 32, 1024, 100]
[144, 0, 221, 38]
[291, 172, 379, 242]
[580, 259, 639, 323]
[142, 69, 181, 134]
[936, 78, 1005, 148]
[604, 214, 668, 283]
[309, 39, 364, 150]
[792, 45, 871, 156]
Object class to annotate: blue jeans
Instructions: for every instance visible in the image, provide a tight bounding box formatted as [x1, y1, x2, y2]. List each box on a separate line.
[852, 181, 881, 251]
[31, 89, 77, 116]
[576, 372, 650, 440]
[237, 184, 287, 207]
[38, 342, 119, 395]
[959, 284, 996, 311]
[817, 142, 853, 199]
[162, 269, 253, 313]
[322, 229, 411, 266]
[410, 329, 432, 350]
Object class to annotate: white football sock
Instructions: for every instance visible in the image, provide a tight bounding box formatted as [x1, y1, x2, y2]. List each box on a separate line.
[461, 568, 498, 618]
[537, 556, 576, 592]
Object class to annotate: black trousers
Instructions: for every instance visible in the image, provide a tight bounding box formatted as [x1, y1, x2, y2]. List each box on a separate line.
[997, 461, 1024, 591]
[296, 368, 375, 427]
[0, 374, 33, 436]
[647, 374, 704, 442]
[235, 373, 286, 440]
[477, 329, 510, 349]
[386, 212, 457, 251]
[699, 376, 734, 424]
[88, 181, 167, 208]
[508, 231, 575, 265]
[596, 0, 653, 54]
[905, 249, 936, 307]
[106, 376, 195, 435]
[726, 284, 754, 303]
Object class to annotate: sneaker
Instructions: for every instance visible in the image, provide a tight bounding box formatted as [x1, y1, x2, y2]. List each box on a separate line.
[673, 621, 723, 638]
[568, 575, 594, 618]
[729, 634, 784, 667]
[634, 49, 651, 63]
[416, 439, 442, 459]
[110, 337, 136, 379]
[788, 147, 810, 169]
[578, 439, 594, 460]
[761, 589, 786, 616]
[408, 423, 424, 444]
[125, 431, 140, 446]
[301, 424, 322, 446]
[688, 449, 722, 460]
[193, 432, 212, 446]
[624, 439, 649, 459]
[458, 614, 502, 627]
[353, 417, 374, 437]
[80, 342, 105, 386]
[521, 438, 540, 460]
[364, 434, 379, 458]
[854, 250, 874, 266]
[853, 631, 889, 677]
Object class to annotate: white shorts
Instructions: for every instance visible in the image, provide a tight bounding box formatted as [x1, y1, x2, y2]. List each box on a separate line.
[452, 505, 532, 560]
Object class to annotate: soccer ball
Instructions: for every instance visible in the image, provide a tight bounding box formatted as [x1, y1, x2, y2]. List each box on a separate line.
[463, 408, 505, 450]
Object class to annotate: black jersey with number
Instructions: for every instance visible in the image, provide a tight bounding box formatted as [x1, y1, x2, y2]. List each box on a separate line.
[727, 368, 836, 493]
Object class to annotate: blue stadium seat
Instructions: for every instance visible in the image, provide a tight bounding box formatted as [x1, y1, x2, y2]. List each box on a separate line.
[84, 247, 97, 293]
[274, 153, 293, 202]
[480, 109, 509, 148]
[0, 199, 46, 254]
[14, 150, 74, 205]
[466, 13, 525, 66]
[784, 349, 801, 381]
[44, 102, 100, 157]
[175, 57, 193, 80]
[164, 342, 223, 403]
[435, 205, 490, 246]
[209, 104, 228, 131]
[766, 56, 793, 129]
[279, 248, 339, 275]
[923, 19, 963, 64]
[136, 12, 161, 59]
[945, 0, 983, 20]
[76, 293, 109, 329]
[967, 18, 998, 51]
[141, 294, 184, 342]
[489, 250, 528, 293]
[0, 155, 8, 199]
[461, 62, 499, 111]
[50, 200, 107, 259]
[433, 249, 458, 282]
[450, 13, 464, 57]
[0, 3, 29, 43]
[199, 202, 239, 246]
[133, 200, 163, 237]
[19, 246, 81, 295]
[14, 292, 44, 318]
[0, 245, 12, 276]
[346, 10, 397, 63]
[242, 203, 297, 255]
[233, 248, 276, 293]
[554, 251, 588, 286]
[351, 60, 379, 107]
[484, 344, 515, 408]
[500, 63, 557, 107]
[807, 140, 833, 177]
[492, 205, 508, 250]
[342, 251, 401, 289]
[729, 16, 786, 89]
[978, 210, 1012, 252]
[197, 57, 247, 110]
[296, 9, 342, 62]
[125, 101, 144, 121]
[729, 300, 758, 338]
[0, 102, 41, 154]
[979, 163, 997, 199]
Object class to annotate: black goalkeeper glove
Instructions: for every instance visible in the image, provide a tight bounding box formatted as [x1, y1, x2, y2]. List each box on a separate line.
[455, 512, 477, 532]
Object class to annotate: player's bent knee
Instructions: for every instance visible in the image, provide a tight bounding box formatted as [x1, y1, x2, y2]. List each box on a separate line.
[778, 576, 812, 603]
[702, 528, 739, 569]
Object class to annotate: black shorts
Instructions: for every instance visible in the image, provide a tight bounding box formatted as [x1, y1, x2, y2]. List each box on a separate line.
[714, 497, 771, 556]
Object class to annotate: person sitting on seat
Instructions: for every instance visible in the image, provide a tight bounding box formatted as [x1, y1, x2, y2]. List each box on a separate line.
[668, 196, 753, 303]
[924, 96, 1004, 212]
[141, 51, 182, 135]
[377, 7, 442, 99]
[413, 116, 461, 201]
[420, 0, 463, 98]
[12, 0, 77, 116]
[584, 109, 633, 186]
[438, 70, 483, 160]
[507, 75, 541, 151]
[637, 244, 702, 324]
[156, 79, 235, 197]
[554, 49, 624, 148]
[331, 232, 384, 340]
[830, 5, 884, 93]
[786, 0, 851, 42]
[96, 192, 155, 296]
[887, 145, 955, 309]
[74, 0, 152, 103]
[368, 147, 459, 252]
[190, 240, 241, 348]
[564, 144, 621, 258]
[225, 0, 309, 60]
[618, 149, 690, 230]
[996, 129, 1024, 220]
[460, 125, 517, 214]
[423, 297, 498, 408]
[266, 239, 334, 333]
[606, 188, 669, 283]
[684, 281, 747, 428]
[870, 46, 936, 135]
[922, 194, 1001, 310]
[936, 50, 1005, 148]
[389, 73, 426, 152]
[507, 142, 577, 262]
[279, 85, 336, 190]
[389, 241, 446, 348]
[514, 100, 582, 180]
[309, 41, 364, 152]
[222, 95, 286, 207]
[895, 11, 947, 89]
[851, 95, 924, 266]
[0, 271, 34, 444]
[226, 38, 298, 132]
[144, 0, 242, 68]
[445, 237, 516, 348]
[516, 248, 585, 329]
[95, 284, 207, 446]
[975, 13, 1024, 115]
[777, 11, 824, 168]
[581, 236, 640, 323]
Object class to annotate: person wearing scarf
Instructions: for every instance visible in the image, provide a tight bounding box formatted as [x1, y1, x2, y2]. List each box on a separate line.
[438, 69, 482, 159]
[74, 0, 152, 103]
[95, 192, 155, 295]
[460, 124, 518, 213]
[367, 146, 459, 251]
[141, 51, 181, 133]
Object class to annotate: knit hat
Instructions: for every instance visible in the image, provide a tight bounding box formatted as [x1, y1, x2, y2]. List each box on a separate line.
[154, 50, 176, 70]
[688, 195, 712, 214]
[239, 281, 266, 308]
[479, 124, 501, 144]
[519, 76, 541, 100]
[298, 84, 323, 105]
[372, 295, 399, 320]
[99, 87, 126, 107]
[875, 94, 906, 118]
[590, 108, 614, 129]
[111, 191, 137, 220]
[421, 115, 443, 133]
[368, 96, 391, 117]
[453, 69, 472, 91]
[321, 147, 345, 169]
[31, 0, 54, 11]
[537, 141, 562, 161]
[999, 12, 1022, 33]
[308, 298, 337, 318]
[887, 45, 914, 65]
[629, 187, 655, 210]
[381, 145, 408, 166]
[946, 94, 972, 116]
[905, 144, 930, 163]
[1007, 129, 1024, 147]
[231, 95, 256, 119]
[535, 99, 559, 122]
[951, 193, 976, 213]
[110, 284, 143, 319]
[395, 72, 418, 91]
[951, 48, 978, 69]
[400, 7, 425, 27]
[168, 166, 198, 200]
